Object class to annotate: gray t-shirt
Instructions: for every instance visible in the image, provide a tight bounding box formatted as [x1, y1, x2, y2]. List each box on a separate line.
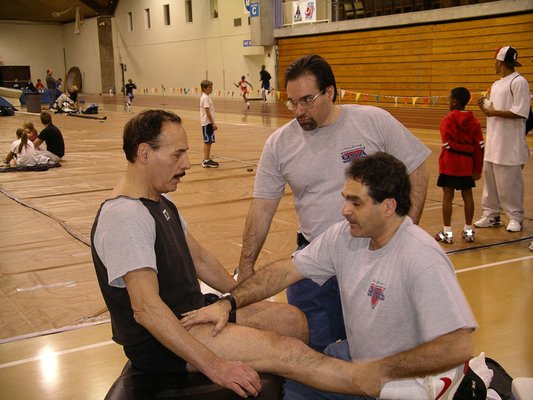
[93, 195, 187, 288]
[293, 217, 477, 361]
[254, 105, 431, 241]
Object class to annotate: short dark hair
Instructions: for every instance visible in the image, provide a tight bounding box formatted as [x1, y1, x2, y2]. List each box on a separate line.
[40, 111, 52, 125]
[123, 109, 182, 163]
[284, 55, 337, 102]
[450, 87, 471, 108]
[346, 152, 411, 216]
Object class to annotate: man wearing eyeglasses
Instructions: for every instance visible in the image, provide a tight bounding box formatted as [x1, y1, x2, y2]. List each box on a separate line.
[237, 54, 430, 353]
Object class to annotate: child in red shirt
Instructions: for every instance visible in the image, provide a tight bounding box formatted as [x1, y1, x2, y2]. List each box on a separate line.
[435, 87, 484, 244]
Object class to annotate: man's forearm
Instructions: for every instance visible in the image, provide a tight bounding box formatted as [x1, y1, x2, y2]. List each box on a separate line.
[486, 109, 526, 119]
[238, 197, 280, 276]
[371, 328, 474, 383]
[233, 259, 302, 308]
[126, 270, 220, 372]
[407, 161, 429, 225]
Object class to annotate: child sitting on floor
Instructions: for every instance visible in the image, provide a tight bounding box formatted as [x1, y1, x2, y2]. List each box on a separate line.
[4, 128, 38, 167]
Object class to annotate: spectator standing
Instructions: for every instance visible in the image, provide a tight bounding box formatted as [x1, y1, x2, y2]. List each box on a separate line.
[199, 80, 220, 168]
[475, 46, 530, 232]
[46, 69, 57, 109]
[435, 87, 484, 244]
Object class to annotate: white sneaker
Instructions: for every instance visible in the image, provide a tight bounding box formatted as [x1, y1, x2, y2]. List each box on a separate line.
[506, 219, 522, 232]
[529, 242, 533, 251]
[474, 215, 502, 228]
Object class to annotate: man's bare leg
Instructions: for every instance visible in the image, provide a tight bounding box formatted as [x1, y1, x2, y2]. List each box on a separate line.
[186, 322, 369, 396]
[237, 301, 309, 343]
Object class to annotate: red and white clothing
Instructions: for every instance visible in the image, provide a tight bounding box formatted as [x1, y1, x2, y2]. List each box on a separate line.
[238, 80, 250, 95]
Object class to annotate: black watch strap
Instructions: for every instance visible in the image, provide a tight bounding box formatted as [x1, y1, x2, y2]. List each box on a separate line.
[219, 293, 237, 313]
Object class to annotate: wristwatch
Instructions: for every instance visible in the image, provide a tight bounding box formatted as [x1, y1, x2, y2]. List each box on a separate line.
[218, 293, 237, 313]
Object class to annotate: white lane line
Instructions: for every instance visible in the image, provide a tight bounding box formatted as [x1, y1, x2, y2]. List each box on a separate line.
[0, 340, 115, 369]
[456, 255, 533, 274]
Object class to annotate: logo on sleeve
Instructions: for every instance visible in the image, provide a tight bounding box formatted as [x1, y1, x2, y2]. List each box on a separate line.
[367, 282, 385, 308]
[341, 146, 367, 163]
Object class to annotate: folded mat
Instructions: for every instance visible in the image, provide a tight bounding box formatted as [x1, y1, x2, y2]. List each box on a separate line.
[0, 163, 61, 172]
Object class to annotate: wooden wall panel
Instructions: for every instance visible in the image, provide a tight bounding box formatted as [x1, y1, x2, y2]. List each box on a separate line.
[277, 12, 533, 107]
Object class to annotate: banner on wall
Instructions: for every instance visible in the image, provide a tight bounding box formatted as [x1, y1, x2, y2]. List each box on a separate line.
[292, 1, 316, 24]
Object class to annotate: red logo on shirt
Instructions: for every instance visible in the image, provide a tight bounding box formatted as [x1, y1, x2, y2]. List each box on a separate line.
[367, 283, 385, 308]
[341, 147, 367, 164]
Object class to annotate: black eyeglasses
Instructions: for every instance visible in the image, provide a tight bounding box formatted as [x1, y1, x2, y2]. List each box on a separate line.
[284, 89, 325, 111]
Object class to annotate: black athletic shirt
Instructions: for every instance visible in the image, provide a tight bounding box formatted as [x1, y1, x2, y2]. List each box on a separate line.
[91, 196, 205, 347]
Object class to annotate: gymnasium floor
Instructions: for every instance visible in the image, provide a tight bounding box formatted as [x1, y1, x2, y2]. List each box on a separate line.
[0, 94, 531, 399]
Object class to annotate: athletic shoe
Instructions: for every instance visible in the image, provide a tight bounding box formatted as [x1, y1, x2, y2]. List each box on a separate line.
[529, 242, 533, 251]
[202, 159, 219, 168]
[379, 353, 493, 400]
[435, 231, 454, 244]
[506, 219, 522, 232]
[474, 215, 502, 228]
[246, 102, 250, 109]
[462, 229, 475, 243]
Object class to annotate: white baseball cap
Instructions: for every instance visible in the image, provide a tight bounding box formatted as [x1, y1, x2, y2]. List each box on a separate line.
[495, 46, 522, 67]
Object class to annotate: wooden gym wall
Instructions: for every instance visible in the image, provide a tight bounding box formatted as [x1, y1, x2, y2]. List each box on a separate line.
[277, 12, 533, 108]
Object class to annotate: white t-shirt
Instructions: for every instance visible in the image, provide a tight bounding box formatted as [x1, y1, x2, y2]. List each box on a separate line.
[200, 92, 215, 127]
[293, 217, 478, 361]
[10, 139, 38, 166]
[485, 72, 530, 165]
[254, 105, 431, 241]
[55, 93, 74, 109]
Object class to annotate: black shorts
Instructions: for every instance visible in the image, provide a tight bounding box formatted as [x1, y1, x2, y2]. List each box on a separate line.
[202, 124, 215, 144]
[124, 293, 236, 374]
[437, 174, 476, 190]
